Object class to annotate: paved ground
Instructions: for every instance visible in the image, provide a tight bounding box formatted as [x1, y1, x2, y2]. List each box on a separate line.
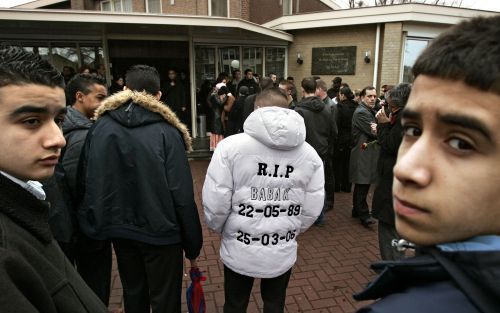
[109, 160, 380, 313]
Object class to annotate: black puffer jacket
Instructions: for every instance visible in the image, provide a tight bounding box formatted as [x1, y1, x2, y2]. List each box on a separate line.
[78, 90, 202, 259]
[0, 174, 107, 313]
[295, 96, 335, 159]
[354, 247, 500, 313]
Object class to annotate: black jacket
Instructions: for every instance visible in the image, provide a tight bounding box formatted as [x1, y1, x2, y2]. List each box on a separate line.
[44, 107, 92, 243]
[371, 110, 402, 224]
[354, 247, 500, 313]
[336, 99, 358, 151]
[237, 78, 259, 95]
[295, 96, 335, 159]
[78, 90, 202, 259]
[0, 174, 107, 313]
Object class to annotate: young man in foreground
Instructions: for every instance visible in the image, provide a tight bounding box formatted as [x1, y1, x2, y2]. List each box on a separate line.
[0, 46, 107, 312]
[354, 15, 500, 312]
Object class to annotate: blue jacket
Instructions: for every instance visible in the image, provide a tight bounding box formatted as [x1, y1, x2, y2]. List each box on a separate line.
[354, 247, 500, 313]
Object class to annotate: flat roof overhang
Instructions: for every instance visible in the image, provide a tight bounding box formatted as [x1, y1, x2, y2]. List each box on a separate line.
[0, 8, 293, 45]
[263, 3, 499, 31]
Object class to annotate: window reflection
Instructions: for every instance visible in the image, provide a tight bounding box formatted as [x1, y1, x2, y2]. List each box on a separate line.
[402, 38, 429, 83]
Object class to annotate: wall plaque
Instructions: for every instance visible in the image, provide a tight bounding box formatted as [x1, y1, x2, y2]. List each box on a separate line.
[311, 46, 356, 75]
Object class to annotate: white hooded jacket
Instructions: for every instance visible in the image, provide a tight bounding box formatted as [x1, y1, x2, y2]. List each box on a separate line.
[203, 106, 325, 278]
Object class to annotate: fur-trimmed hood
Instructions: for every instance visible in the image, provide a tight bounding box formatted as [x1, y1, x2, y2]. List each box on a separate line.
[95, 90, 192, 152]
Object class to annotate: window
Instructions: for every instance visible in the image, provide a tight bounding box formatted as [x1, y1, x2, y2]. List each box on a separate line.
[282, 0, 292, 15]
[100, 0, 132, 12]
[265, 48, 286, 79]
[242, 47, 263, 77]
[218, 46, 240, 75]
[147, 0, 161, 13]
[210, 0, 228, 17]
[401, 38, 430, 83]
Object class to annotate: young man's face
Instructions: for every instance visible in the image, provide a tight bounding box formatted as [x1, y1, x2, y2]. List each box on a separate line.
[76, 83, 108, 119]
[0, 84, 66, 181]
[393, 75, 500, 245]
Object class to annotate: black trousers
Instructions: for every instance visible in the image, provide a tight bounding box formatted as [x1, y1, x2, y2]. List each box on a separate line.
[112, 239, 183, 313]
[75, 236, 112, 306]
[223, 265, 292, 313]
[324, 156, 335, 211]
[353, 184, 371, 220]
[334, 146, 351, 192]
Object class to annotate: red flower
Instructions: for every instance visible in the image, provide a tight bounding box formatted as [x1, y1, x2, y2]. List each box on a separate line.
[361, 140, 378, 151]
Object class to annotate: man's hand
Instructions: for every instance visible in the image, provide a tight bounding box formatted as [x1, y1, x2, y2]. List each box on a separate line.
[376, 108, 390, 124]
[189, 259, 198, 268]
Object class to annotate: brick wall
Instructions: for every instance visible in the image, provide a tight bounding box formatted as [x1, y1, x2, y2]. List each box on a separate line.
[249, 0, 283, 25]
[162, 0, 197, 14]
[295, 0, 331, 14]
[229, 0, 241, 18]
[240, 0, 250, 20]
[71, 0, 84, 10]
[288, 24, 377, 93]
[379, 22, 403, 88]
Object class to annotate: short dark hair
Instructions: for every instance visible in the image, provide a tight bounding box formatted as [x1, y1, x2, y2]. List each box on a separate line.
[332, 76, 342, 85]
[340, 86, 354, 100]
[315, 79, 328, 92]
[388, 83, 412, 109]
[413, 15, 500, 95]
[279, 79, 294, 92]
[65, 73, 106, 106]
[244, 68, 253, 75]
[0, 46, 64, 89]
[255, 88, 288, 108]
[360, 86, 376, 98]
[301, 77, 317, 94]
[216, 72, 228, 83]
[259, 77, 275, 91]
[125, 65, 160, 95]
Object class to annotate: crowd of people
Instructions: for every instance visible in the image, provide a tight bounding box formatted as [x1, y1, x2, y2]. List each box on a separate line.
[0, 14, 499, 313]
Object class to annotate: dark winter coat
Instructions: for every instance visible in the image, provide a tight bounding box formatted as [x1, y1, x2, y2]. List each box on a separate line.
[225, 94, 247, 136]
[354, 247, 500, 313]
[0, 174, 107, 313]
[161, 79, 186, 115]
[336, 99, 358, 151]
[295, 96, 335, 159]
[44, 107, 92, 243]
[349, 103, 379, 184]
[78, 90, 202, 259]
[237, 78, 259, 95]
[371, 110, 403, 224]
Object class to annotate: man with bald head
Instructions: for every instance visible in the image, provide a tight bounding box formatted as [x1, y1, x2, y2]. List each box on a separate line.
[204, 88, 324, 313]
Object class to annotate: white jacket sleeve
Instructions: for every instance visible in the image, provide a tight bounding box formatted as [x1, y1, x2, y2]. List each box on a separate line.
[299, 160, 325, 233]
[202, 145, 234, 234]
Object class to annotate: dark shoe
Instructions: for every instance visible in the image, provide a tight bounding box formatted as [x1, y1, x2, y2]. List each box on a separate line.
[314, 219, 325, 227]
[361, 217, 376, 228]
[351, 209, 359, 218]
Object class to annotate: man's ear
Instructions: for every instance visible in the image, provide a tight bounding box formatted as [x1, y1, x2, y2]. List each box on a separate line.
[75, 90, 85, 103]
[155, 91, 162, 100]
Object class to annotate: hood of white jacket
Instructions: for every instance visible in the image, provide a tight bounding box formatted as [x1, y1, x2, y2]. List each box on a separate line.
[244, 106, 306, 151]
